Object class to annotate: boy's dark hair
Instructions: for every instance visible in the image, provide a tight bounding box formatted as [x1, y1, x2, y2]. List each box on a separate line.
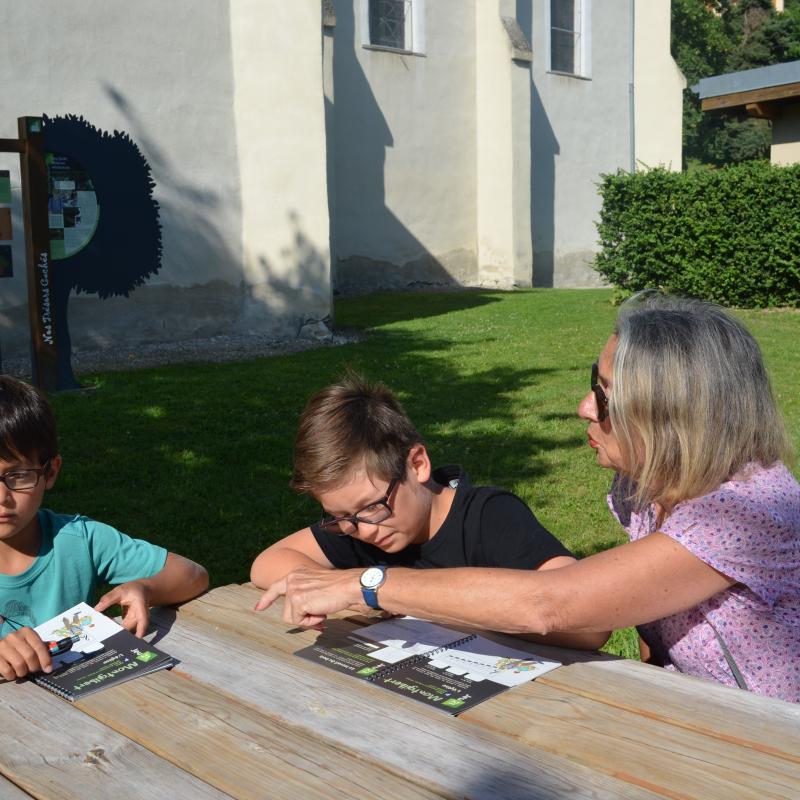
[0, 376, 59, 464]
[291, 373, 423, 494]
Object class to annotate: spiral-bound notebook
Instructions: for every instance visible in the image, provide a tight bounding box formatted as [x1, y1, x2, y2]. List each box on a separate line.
[31, 602, 177, 702]
[295, 616, 561, 714]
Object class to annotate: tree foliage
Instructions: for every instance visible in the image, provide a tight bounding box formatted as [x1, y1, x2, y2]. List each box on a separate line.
[672, 0, 800, 166]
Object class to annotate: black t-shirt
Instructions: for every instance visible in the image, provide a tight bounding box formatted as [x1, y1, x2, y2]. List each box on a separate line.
[310, 465, 572, 570]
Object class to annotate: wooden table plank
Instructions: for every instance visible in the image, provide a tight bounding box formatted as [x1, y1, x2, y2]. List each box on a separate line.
[79, 670, 450, 800]
[0, 774, 35, 798]
[0, 680, 231, 799]
[463, 681, 800, 800]
[144, 602, 662, 799]
[235, 583, 800, 764]
[538, 659, 800, 762]
[20, 582, 779, 800]
[178, 584, 800, 800]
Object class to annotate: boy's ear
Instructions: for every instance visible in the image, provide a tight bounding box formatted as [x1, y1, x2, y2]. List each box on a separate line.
[407, 443, 432, 484]
[44, 455, 63, 489]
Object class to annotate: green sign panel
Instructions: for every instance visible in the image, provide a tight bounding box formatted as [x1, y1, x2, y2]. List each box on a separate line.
[46, 153, 99, 260]
[0, 169, 10, 204]
[0, 244, 12, 278]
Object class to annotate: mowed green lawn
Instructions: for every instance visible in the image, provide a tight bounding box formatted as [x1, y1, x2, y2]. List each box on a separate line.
[47, 289, 800, 659]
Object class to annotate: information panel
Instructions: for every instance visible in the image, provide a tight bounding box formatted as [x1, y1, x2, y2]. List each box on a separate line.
[46, 153, 99, 260]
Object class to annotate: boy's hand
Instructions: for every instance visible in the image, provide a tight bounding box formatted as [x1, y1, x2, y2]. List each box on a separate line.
[0, 628, 53, 681]
[94, 581, 151, 637]
[255, 566, 369, 627]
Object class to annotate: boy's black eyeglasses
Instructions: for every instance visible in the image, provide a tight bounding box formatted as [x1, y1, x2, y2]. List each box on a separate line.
[591, 363, 609, 422]
[319, 478, 399, 536]
[0, 462, 50, 491]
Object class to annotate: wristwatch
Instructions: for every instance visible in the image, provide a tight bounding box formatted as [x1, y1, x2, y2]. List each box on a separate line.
[359, 565, 388, 610]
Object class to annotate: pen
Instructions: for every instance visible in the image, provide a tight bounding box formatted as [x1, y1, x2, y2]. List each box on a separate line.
[46, 634, 81, 656]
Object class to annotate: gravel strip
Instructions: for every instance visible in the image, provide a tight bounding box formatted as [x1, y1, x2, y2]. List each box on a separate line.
[1, 331, 361, 380]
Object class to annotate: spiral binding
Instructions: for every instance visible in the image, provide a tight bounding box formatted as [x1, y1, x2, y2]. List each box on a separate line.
[34, 675, 74, 701]
[367, 633, 477, 681]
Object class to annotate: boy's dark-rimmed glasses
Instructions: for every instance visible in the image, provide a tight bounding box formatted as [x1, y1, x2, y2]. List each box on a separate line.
[0, 462, 50, 491]
[319, 478, 399, 536]
[591, 363, 609, 422]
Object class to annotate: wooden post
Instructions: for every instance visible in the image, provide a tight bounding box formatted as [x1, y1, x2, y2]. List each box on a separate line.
[17, 116, 59, 391]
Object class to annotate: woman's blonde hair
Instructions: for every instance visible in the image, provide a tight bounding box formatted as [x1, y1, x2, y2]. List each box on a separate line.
[611, 292, 794, 512]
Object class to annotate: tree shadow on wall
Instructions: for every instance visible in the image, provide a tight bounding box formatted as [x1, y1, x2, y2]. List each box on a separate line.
[59, 87, 334, 343]
[327, 1, 470, 291]
[516, 0, 559, 288]
[104, 85, 242, 291]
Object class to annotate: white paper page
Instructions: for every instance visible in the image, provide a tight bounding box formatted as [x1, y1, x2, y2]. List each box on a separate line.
[427, 637, 561, 686]
[355, 616, 466, 664]
[34, 602, 122, 668]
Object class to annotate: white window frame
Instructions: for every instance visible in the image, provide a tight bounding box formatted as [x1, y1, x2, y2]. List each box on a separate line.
[546, 0, 592, 79]
[360, 0, 426, 56]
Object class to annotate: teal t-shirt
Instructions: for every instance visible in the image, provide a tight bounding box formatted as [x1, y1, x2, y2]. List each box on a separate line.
[0, 509, 167, 637]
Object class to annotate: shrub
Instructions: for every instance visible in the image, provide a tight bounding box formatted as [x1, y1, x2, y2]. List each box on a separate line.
[595, 161, 800, 307]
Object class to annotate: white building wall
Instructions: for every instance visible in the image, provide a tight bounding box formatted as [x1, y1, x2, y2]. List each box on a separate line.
[633, 0, 686, 170]
[0, 1, 330, 359]
[771, 105, 800, 165]
[330, 0, 480, 291]
[230, 0, 332, 326]
[476, 4, 533, 287]
[331, 0, 681, 291]
[526, 0, 635, 287]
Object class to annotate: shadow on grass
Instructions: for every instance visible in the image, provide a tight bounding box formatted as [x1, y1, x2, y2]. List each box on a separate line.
[336, 289, 505, 329]
[538, 411, 580, 422]
[49, 324, 582, 589]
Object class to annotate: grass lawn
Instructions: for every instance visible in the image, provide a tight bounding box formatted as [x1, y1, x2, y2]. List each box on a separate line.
[46, 289, 800, 660]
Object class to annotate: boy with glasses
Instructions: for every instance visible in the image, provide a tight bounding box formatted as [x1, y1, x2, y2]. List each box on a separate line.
[251, 374, 608, 649]
[0, 376, 208, 681]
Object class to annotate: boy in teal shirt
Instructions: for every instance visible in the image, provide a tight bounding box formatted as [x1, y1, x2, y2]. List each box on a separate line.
[0, 376, 208, 681]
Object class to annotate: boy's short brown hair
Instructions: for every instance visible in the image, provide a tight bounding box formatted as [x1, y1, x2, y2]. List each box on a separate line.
[291, 373, 423, 494]
[0, 375, 59, 464]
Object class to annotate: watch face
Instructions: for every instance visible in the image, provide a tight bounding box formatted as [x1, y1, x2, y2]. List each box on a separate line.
[360, 566, 385, 589]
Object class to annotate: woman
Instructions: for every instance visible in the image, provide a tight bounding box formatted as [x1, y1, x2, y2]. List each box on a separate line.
[583, 293, 799, 698]
[257, 293, 800, 702]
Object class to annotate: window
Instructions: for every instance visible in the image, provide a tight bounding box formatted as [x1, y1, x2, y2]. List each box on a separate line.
[549, 0, 591, 77]
[369, 0, 407, 50]
[362, 0, 425, 55]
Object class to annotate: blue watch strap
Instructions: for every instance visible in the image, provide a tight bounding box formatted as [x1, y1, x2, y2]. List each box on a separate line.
[361, 586, 381, 610]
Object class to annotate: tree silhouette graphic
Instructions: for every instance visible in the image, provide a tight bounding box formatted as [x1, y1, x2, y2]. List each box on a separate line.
[43, 114, 161, 388]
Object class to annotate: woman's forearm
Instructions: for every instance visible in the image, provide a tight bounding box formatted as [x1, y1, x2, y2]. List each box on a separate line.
[377, 567, 566, 634]
[262, 533, 735, 637]
[377, 533, 735, 634]
[251, 547, 330, 588]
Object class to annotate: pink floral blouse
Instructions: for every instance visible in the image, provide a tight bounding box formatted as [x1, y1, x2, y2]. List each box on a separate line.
[608, 462, 800, 702]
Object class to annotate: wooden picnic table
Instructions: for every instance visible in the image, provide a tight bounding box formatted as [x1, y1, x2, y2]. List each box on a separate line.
[1, 582, 798, 799]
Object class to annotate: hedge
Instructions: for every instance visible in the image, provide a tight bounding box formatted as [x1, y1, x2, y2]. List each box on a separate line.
[594, 161, 800, 308]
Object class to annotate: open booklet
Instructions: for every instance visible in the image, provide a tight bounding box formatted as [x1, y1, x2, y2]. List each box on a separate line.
[295, 616, 561, 714]
[31, 602, 177, 702]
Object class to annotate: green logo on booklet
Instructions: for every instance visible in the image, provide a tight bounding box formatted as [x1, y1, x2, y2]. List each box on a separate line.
[442, 698, 466, 709]
[136, 650, 159, 663]
[357, 666, 381, 676]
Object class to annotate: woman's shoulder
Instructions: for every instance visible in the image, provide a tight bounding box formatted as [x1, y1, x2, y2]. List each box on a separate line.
[661, 463, 799, 602]
[700, 461, 798, 507]
[666, 461, 800, 537]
